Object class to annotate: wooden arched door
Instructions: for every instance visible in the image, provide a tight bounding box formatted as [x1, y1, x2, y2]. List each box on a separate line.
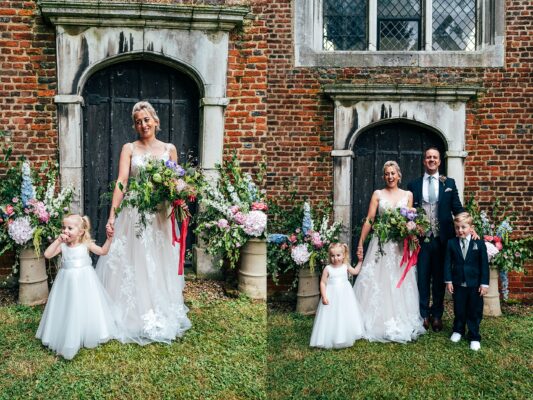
[82, 60, 200, 254]
[351, 122, 446, 251]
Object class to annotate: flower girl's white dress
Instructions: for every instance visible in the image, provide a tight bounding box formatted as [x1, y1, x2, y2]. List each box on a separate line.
[310, 264, 363, 349]
[36, 243, 118, 359]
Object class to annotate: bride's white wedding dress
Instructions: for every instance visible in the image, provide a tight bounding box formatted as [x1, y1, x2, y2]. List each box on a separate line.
[96, 143, 191, 345]
[353, 191, 425, 343]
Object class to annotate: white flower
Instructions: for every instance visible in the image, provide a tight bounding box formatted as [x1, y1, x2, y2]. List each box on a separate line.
[243, 210, 267, 237]
[291, 244, 311, 266]
[485, 241, 500, 261]
[8, 217, 34, 245]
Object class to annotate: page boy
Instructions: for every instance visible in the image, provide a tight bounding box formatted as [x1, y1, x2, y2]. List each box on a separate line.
[444, 212, 489, 351]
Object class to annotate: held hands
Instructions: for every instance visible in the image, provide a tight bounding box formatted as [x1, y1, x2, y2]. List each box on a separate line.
[106, 217, 115, 236]
[353, 261, 362, 275]
[356, 245, 364, 261]
[479, 286, 488, 296]
[446, 283, 454, 294]
[321, 296, 329, 305]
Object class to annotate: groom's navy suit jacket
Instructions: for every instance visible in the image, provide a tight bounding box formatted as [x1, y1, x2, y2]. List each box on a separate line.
[444, 238, 489, 288]
[407, 176, 464, 243]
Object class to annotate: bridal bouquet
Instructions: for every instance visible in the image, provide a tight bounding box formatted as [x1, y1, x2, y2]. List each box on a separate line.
[372, 206, 431, 287]
[194, 154, 268, 269]
[117, 158, 203, 232]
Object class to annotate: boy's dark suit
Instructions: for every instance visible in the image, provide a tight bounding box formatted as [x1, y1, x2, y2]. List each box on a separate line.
[444, 237, 489, 341]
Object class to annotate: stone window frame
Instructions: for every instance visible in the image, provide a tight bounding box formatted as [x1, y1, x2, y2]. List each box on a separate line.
[294, 0, 504, 67]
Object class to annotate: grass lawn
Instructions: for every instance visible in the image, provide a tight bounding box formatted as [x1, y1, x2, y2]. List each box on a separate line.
[267, 302, 532, 400]
[0, 281, 266, 400]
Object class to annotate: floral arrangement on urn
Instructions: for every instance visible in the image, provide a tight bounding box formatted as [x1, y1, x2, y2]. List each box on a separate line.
[194, 153, 267, 269]
[267, 201, 342, 286]
[466, 197, 532, 300]
[0, 135, 73, 286]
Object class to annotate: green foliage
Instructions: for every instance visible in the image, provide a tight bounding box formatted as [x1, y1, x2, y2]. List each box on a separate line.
[466, 196, 532, 273]
[267, 199, 342, 286]
[194, 153, 267, 269]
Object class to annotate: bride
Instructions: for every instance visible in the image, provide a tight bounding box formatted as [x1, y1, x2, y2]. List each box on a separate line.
[96, 101, 191, 345]
[353, 161, 425, 343]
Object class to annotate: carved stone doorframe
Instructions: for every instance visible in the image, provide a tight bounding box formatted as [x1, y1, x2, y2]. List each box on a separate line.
[324, 84, 483, 247]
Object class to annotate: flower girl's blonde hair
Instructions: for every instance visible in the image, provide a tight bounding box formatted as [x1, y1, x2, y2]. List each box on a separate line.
[328, 242, 350, 264]
[64, 214, 93, 244]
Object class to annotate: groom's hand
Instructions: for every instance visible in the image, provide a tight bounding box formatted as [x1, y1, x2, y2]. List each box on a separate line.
[446, 283, 454, 294]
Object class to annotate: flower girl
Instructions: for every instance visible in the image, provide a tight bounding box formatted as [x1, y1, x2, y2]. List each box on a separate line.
[310, 243, 364, 349]
[36, 214, 118, 359]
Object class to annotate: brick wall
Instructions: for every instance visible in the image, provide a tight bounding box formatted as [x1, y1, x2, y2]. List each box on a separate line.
[0, 0, 57, 167]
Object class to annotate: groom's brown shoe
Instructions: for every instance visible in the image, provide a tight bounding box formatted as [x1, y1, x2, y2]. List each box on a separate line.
[423, 318, 430, 330]
[431, 318, 443, 332]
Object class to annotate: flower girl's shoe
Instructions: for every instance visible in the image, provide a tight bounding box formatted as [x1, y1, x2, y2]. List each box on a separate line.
[470, 341, 481, 351]
[450, 332, 462, 343]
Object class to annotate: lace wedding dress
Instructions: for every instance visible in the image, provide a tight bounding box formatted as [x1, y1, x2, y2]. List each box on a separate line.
[96, 144, 191, 345]
[353, 191, 425, 343]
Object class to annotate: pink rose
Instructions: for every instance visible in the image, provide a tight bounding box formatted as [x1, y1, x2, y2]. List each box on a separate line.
[251, 202, 268, 211]
[281, 243, 288, 250]
[229, 205, 240, 214]
[6, 205, 14, 215]
[12, 197, 18, 203]
[493, 236, 502, 243]
[289, 234, 297, 243]
[406, 221, 417, 231]
[484, 235, 494, 242]
[495, 241, 503, 250]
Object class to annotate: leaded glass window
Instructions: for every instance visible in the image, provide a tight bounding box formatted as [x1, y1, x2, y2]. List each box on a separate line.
[377, 0, 421, 50]
[323, 0, 367, 51]
[433, 0, 476, 50]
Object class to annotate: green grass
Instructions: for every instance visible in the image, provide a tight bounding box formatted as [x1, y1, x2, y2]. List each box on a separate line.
[0, 295, 266, 400]
[267, 304, 533, 400]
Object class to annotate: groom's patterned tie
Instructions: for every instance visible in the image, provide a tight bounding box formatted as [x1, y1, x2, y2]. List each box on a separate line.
[428, 176, 437, 204]
[461, 238, 468, 259]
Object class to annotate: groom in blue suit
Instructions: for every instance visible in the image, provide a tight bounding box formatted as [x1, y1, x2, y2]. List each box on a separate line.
[407, 148, 465, 331]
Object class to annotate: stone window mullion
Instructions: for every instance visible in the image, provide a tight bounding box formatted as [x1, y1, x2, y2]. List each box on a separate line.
[368, 0, 377, 51]
[424, 0, 433, 51]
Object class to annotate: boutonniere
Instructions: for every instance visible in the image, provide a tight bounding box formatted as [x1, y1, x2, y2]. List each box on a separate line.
[472, 242, 478, 250]
[439, 175, 447, 184]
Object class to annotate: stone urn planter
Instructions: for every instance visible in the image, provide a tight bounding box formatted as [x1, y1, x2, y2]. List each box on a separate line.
[18, 247, 49, 306]
[238, 238, 267, 300]
[483, 268, 502, 317]
[296, 267, 320, 315]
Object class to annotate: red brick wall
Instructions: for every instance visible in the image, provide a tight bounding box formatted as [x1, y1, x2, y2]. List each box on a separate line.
[0, 0, 531, 300]
[0, 0, 57, 167]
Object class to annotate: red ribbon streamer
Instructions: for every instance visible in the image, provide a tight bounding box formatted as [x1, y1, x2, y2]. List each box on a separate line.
[178, 217, 189, 276]
[170, 199, 188, 275]
[396, 238, 420, 288]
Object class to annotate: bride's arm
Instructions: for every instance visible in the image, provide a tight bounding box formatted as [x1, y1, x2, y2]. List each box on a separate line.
[106, 143, 132, 232]
[407, 190, 414, 208]
[356, 191, 380, 261]
[168, 143, 178, 163]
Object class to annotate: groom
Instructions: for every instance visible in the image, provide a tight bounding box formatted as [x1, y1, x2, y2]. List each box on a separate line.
[408, 147, 465, 332]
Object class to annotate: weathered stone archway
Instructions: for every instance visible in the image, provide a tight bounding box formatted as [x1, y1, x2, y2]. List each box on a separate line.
[324, 84, 483, 248]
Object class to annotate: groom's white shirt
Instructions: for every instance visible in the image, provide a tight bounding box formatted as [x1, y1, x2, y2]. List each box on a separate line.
[422, 172, 440, 203]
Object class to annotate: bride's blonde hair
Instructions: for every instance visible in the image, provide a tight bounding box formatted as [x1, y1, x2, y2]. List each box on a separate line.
[131, 101, 161, 131]
[328, 242, 350, 264]
[383, 160, 402, 183]
[63, 214, 93, 244]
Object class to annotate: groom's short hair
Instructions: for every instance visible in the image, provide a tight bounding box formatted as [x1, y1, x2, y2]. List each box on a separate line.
[424, 146, 441, 158]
